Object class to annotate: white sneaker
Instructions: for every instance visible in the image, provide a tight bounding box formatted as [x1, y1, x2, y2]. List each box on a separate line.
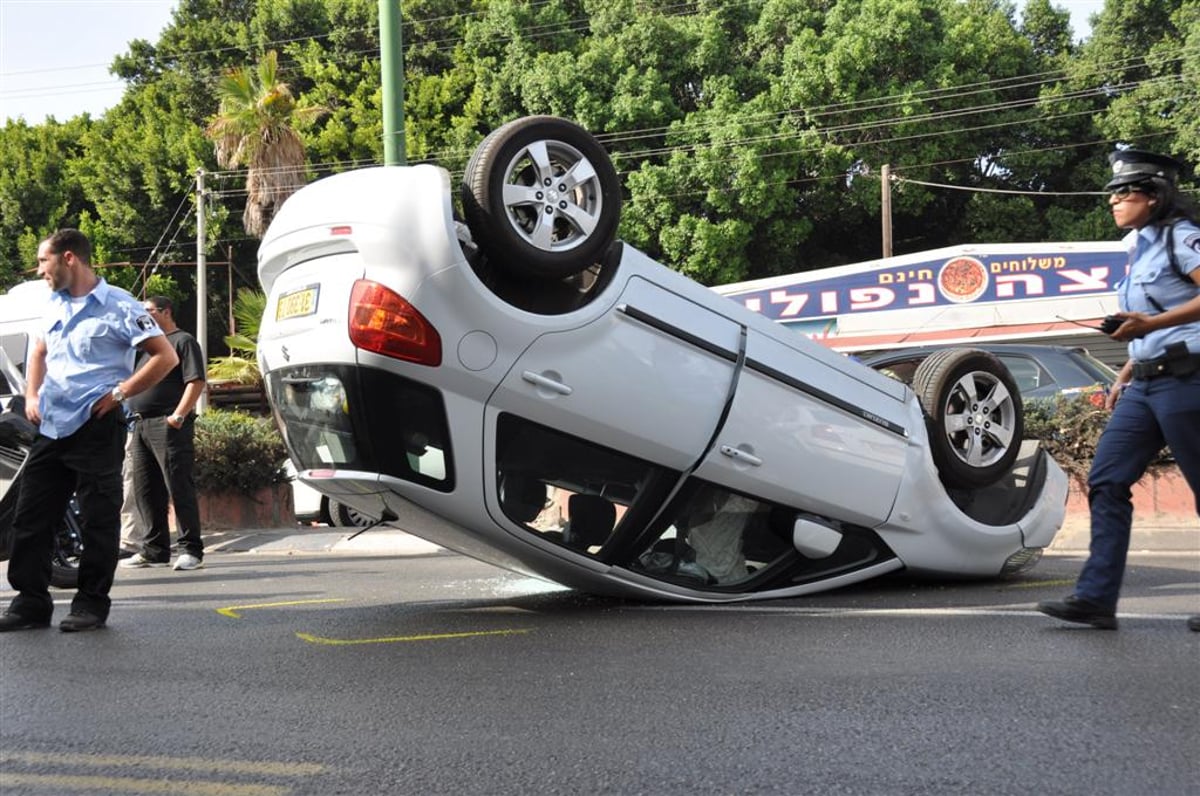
[173, 553, 204, 571]
[120, 553, 169, 568]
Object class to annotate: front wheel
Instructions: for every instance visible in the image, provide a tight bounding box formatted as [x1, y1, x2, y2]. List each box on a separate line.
[913, 348, 1024, 489]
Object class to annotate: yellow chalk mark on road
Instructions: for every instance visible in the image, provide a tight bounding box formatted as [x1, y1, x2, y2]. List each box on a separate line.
[0, 773, 287, 795]
[217, 598, 346, 618]
[1006, 578, 1077, 590]
[296, 627, 531, 645]
[0, 751, 325, 795]
[0, 751, 324, 776]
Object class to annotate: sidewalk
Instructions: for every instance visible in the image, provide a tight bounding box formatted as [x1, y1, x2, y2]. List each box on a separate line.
[201, 521, 1197, 557]
[1049, 520, 1198, 554]
[205, 524, 443, 557]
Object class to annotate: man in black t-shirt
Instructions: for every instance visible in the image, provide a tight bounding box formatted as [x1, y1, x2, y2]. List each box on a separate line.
[121, 296, 207, 571]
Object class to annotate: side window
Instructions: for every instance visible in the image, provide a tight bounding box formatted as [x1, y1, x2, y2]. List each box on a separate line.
[0, 335, 27, 407]
[874, 357, 921, 385]
[631, 480, 794, 588]
[1, 333, 28, 377]
[997, 355, 1048, 393]
[495, 414, 671, 556]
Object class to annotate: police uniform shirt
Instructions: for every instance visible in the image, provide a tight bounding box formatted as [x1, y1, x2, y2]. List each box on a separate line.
[1117, 220, 1200, 362]
[36, 278, 162, 439]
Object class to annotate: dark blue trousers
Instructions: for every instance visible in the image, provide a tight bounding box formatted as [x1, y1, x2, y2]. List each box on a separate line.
[7, 410, 125, 621]
[1076, 371, 1200, 609]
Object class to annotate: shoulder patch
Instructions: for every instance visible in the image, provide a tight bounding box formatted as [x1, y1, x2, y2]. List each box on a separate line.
[1183, 233, 1200, 254]
[136, 314, 156, 331]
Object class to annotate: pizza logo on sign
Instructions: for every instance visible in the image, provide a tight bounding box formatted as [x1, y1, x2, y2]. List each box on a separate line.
[937, 257, 989, 303]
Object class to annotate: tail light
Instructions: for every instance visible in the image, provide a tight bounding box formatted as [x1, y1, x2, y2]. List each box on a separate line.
[348, 280, 442, 366]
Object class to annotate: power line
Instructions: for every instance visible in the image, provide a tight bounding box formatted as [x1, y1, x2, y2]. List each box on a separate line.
[194, 81, 1193, 196]
[34, 4, 1189, 265]
[3, 0, 1194, 133]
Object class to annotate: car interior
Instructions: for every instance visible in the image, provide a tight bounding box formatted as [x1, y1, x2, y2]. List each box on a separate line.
[494, 413, 900, 593]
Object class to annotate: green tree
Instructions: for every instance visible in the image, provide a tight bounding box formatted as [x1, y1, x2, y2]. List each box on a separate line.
[72, 86, 211, 268]
[612, 0, 1057, 282]
[1079, 0, 1198, 164]
[4, 0, 1196, 299]
[0, 118, 91, 289]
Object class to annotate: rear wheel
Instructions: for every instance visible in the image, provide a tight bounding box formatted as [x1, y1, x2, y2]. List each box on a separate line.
[913, 348, 1024, 489]
[50, 501, 82, 589]
[462, 116, 621, 280]
[328, 498, 376, 529]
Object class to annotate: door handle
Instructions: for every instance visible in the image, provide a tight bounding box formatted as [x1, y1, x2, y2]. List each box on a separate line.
[720, 445, 762, 466]
[521, 371, 573, 396]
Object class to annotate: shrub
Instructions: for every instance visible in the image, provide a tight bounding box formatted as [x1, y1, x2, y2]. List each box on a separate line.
[194, 409, 288, 494]
[1024, 389, 1175, 483]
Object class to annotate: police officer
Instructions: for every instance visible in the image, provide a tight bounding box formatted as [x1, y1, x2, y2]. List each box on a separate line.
[0, 229, 178, 633]
[1038, 150, 1200, 631]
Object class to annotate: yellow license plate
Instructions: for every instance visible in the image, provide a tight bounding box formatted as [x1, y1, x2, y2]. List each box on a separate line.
[276, 286, 319, 321]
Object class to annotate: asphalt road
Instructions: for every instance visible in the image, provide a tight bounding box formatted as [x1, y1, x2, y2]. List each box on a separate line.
[1, 549, 1197, 796]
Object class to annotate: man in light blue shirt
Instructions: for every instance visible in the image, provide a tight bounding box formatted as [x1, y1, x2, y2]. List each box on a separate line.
[0, 229, 178, 633]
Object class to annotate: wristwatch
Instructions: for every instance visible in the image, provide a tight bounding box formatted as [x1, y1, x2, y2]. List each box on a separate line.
[169, 414, 185, 424]
[111, 385, 126, 404]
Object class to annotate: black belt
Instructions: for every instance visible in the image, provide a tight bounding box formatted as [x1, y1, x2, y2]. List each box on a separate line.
[1131, 353, 1200, 380]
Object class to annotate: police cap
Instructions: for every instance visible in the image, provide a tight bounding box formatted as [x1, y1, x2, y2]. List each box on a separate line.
[1105, 149, 1183, 190]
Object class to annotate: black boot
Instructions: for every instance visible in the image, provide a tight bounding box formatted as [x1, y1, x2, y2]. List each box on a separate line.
[1036, 595, 1117, 630]
[0, 610, 51, 632]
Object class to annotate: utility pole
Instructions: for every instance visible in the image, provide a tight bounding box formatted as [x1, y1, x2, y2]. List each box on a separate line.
[227, 244, 235, 338]
[881, 163, 893, 258]
[380, 0, 406, 165]
[195, 168, 208, 413]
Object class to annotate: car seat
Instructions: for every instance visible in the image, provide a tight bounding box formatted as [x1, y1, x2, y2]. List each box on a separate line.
[562, 493, 616, 551]
[499, 474, 547, 524]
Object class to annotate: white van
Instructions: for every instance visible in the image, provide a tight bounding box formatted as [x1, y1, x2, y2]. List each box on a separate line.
[0, 281, 49, 408]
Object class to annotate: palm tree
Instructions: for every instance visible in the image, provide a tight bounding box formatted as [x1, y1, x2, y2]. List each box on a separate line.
[206, 50, 325, 238]
[207, 288, 267, 385]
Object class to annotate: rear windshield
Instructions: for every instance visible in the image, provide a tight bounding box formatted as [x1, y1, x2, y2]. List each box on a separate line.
[1068, 348, 1118, 386]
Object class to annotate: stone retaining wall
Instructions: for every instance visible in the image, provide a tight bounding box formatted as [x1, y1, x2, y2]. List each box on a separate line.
[1061, 466, 1196, 532]
[195, 483, 296, 531]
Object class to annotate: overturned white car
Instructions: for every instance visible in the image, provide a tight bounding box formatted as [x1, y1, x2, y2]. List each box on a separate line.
[255, 116, 1066, 603]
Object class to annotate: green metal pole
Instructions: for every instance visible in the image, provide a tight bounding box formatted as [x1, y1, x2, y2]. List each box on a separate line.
[379, 0, 406, 165]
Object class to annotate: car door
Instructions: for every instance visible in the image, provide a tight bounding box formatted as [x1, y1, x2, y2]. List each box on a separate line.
[486, 275, 742, 472]
[691, 329, 910, 527]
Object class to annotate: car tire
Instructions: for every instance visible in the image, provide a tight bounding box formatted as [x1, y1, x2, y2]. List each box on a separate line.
[462, 115, 622, 280]
[913, 347, 1024, 489]
[50, 506, 83, 589]
[328, 498, 375, 529]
